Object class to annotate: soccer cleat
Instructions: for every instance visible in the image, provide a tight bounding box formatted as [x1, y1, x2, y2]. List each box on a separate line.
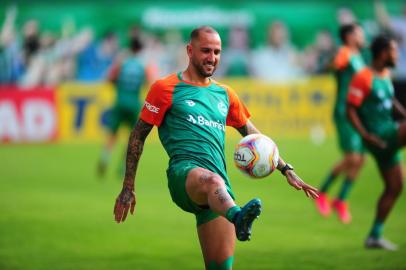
[315, 192, 331, 217]
[365, 237, 398, 251]
[234, 198, 262, 241]
[332, 199, 351, 224]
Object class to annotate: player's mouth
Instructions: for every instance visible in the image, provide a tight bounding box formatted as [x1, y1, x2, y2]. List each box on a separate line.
[203, 63, 215, 70]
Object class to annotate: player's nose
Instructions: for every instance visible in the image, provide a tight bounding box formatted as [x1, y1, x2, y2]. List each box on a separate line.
[206, 52, 216, 63]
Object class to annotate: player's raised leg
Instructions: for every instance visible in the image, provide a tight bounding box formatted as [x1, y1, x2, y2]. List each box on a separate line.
[186, 168, 262, 241]
[198, 216, 236, 270]
[365, 164, 403, 251]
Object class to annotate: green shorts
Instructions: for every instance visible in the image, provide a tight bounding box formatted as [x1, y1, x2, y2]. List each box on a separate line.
[334, 114, 365, 153]
[366, 124, 402, 170]
[108, 105, 139, 134]
[166, 161, 234, 226]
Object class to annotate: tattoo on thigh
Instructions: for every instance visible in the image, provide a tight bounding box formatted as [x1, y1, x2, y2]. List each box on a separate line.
[214, 188, 231, 204]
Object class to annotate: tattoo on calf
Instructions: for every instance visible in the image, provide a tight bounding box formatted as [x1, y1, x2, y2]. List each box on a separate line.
[214, 188, 231, 204]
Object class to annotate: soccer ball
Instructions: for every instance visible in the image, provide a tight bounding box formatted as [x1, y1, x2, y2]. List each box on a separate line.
[233, 134, 279, 179]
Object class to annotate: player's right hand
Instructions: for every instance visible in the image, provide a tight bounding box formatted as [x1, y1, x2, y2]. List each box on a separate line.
[364, 133, 387, 149]
[114, 186, 136, 223]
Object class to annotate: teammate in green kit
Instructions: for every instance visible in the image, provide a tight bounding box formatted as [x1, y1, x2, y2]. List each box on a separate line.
[347, 35, 406, 251]
[315, 23, 366, 223]
[113, 26, 318, 270]
[98, 37, 147, 176]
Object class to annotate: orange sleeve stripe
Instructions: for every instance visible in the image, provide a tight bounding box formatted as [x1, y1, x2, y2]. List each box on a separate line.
[333, 47, 351, 70]
[140, 74, 179, 127]
[220, 83, 251, 128]
[347, 68, 373, 107]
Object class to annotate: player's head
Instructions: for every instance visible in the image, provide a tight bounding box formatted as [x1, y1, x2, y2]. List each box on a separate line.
[371, 35, 398, 67]
[187, 26, 221, 78]
[339, 23, 364, 48]
[129, 37, 143, 53]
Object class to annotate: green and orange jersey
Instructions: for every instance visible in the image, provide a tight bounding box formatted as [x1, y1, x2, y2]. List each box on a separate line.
[333, 46, 365, 117]
[140, 72, 250, 186]
[347, 67, 396, 138]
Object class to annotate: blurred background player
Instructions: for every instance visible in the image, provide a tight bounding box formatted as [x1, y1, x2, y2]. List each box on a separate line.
[97, 36, 147, 177]
[315, 23, 367, 223]
[113, 26, 318, 270]
[347, 35, 406, 250]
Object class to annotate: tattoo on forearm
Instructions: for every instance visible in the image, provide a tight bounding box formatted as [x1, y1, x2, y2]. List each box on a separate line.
[236, 121, 260, 136]
[119, 187, 133, 204]
[214, 188, 231, 204]
[124, 119, 153, 186]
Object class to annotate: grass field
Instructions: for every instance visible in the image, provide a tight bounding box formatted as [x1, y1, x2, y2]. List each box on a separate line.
[1, 137, 405, 270]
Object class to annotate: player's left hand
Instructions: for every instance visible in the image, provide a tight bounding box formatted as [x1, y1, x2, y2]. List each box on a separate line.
[284, 170, 319, 199]
[114, 186, 136, 223]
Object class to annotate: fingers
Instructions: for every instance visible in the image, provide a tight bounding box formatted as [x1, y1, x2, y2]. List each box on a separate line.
[114, 196, 136, 223]
[114, 200, 124, 223]
[301, 182, 319, 199]
[287, 171, 319, 199]
[303, 183, 318, 192]
[121, 203, 130, 222]
[303, 189, 310, 198]
[308, 189, 319, 199]
[130, 198, 135, 215]
[303, 187, 319, 199]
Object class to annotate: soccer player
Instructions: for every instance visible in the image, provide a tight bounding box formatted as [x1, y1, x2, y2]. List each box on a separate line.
[97, 37, 147, 176]
[347, 35, 406, 250]
[315, 23, 366, 223]
[113, 26, 319, 270]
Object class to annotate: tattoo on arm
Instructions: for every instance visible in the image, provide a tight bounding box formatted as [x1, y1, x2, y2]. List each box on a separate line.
[123, 119, 153, 188]
[236, 120, 260, 136]
[119, 187, 134, 203]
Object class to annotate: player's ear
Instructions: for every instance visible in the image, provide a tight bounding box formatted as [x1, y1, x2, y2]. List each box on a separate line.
[186, 43, 193, 58]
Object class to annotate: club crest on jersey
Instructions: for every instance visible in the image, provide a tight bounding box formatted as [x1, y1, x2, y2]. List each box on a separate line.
[217, 101, 227, 116]
[185, 100, 195, 107]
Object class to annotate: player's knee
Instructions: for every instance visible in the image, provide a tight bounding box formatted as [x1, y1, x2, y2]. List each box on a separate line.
[197, 171, 224, 190]
[205, 173, 224, 188]
[347, 154, 363, 168]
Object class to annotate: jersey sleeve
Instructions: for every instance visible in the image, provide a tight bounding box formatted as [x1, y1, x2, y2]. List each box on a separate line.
[333, 47, 351, 70]
[140, 80, 173, 127]
[225, 86, 251, 128]
[347, 68, 373, 107]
